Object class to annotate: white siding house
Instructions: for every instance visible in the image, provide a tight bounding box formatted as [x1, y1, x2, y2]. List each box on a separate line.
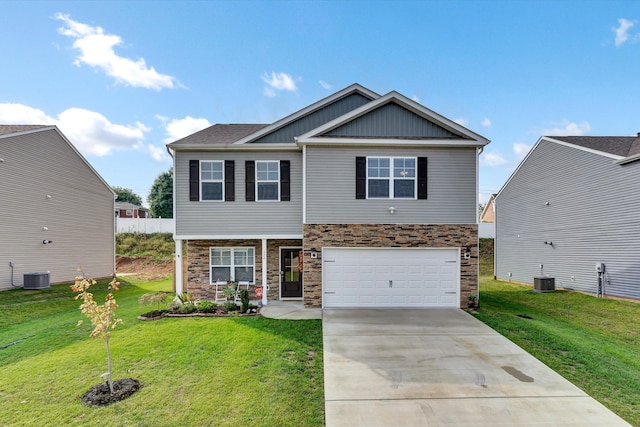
[0, 125, 115, 290]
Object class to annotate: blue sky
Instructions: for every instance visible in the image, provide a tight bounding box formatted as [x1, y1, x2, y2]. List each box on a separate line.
[2, 1, 639, 205]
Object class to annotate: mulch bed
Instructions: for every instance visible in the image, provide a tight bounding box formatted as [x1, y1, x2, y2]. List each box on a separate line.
[138, 308, 260, 321]
[81, 378, 141, 406]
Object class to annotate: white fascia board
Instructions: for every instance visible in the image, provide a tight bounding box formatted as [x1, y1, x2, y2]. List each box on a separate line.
[544, 137, 624, 161]
[232, 84, 380, 145]
[170, 143, 300, 152]
[50, 126, 115, 196]
[296, 137, 487, 148]
[297, 91, 490, 146]
[617, 153, 640, 165]
[174, 234, 304, 241]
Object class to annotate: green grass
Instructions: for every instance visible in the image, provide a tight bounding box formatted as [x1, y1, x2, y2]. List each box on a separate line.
[475, 277, 640, 426]
[0, 277, 324, 426]
[116, 232, 175, 260]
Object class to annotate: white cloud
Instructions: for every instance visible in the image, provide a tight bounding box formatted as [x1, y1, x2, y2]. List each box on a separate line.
[481, 118, 492, 128]
[543, 119, 591, 136]
[319, 80, 332, 89]
[261, 72, 298, 96]
[454, 117, 469, 126]
[148, 144, 170, 162]
[163, 116, 211, 143]
[0, 102, 148, 157]
[613, 18, 636, 47]
[480, 151, 508, 167]
[513, 142, 532, 159]
[54, 13, 179, 90]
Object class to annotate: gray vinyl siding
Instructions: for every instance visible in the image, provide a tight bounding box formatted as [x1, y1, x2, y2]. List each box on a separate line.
[175, 150, 303, 236]
[325, 102, 460, 138]
[252, 93, 372, 143]
[495, 139, 640, 300]
[305, 146, 477, 224]
[0, 129, 115, 290]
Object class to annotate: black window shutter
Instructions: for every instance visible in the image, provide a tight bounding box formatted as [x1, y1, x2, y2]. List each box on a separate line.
[245, 161, 255, 202]
[225, 160, 235, 202]
[417, 157, 428, 199]
[355, 157, 366, 199]
[189, 160, 199, 201]
[280, 160, 290, 202]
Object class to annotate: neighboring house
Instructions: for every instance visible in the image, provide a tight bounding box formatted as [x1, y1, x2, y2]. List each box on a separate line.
[168, 84, 489, 308]
[495, 134, 640, 300]
[480, 194, 496, 223]
[115, 202, 149, 218]
[0, 125, 115, 290]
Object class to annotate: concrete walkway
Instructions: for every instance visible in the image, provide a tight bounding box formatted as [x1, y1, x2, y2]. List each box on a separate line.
[259, 300, 322, 320]
[323, 308, 631, 427]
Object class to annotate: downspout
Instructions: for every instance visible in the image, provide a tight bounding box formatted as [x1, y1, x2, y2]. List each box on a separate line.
[262, 238, 268, 306]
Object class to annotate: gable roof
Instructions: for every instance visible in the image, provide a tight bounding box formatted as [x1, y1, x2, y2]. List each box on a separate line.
[233, 83, 379, 145]
[297, 91, 490, 147]
[0, 125, 115, 196]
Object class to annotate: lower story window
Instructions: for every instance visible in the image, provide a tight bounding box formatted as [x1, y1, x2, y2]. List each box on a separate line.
[210, 247, 255, 283]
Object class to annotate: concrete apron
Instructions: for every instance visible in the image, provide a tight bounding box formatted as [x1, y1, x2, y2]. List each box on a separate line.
[323, 308, 631, 427]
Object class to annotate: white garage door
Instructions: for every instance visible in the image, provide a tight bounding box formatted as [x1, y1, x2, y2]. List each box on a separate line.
[322, 248, 460, 308]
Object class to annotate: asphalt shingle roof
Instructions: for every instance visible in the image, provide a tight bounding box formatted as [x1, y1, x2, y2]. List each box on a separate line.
[168, 124, 269, 146]
[550, 135, 640, 158]
[0, 125, 49, 136]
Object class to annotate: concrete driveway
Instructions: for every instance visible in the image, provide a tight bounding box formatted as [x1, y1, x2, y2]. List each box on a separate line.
[323, 308, 630, 426]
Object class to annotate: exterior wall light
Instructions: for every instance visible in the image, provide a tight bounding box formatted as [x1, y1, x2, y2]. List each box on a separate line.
[43, 240, 53, 244]
[388, 207, 396, 214]
[310, 248, 318, 259]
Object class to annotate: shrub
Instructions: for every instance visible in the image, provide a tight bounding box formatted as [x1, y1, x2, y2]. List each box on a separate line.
[139, 292, 169, 311]
[223, 301, 239, 313]
[240, 289, 250, 313]
[196, 301, 217, 313]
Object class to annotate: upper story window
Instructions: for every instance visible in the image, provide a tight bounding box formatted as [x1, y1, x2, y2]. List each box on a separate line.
[256, 161, 280, 201]
[367, 157, 416, 199]
[201, 160, 224, 201]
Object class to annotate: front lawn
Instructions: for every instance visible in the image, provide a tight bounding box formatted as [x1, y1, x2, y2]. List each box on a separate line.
[475, 277, 640, 426]
[0, 277, 324, 426]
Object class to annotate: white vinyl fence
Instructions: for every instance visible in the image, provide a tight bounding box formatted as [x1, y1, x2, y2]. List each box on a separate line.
[479, 222, 494, 238]
[117, 218, 174, 234]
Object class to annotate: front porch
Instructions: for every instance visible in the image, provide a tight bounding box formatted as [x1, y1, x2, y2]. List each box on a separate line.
[175, 238, 303, 305]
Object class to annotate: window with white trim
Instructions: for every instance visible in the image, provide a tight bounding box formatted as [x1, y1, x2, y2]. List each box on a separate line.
[256, 160, 280, 201]
[201, 160, 224, 201]
[210, 247, 255, 283]
[367, 157, 416, 199]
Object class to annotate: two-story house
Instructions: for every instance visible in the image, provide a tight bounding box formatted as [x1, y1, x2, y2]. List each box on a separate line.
[167, 84, 489, 309]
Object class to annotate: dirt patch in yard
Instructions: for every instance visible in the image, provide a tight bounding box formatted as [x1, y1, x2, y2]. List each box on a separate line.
[116, 256, 172, 280]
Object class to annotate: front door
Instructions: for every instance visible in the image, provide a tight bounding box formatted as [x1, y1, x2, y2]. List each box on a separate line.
[281, 248, 303, 298]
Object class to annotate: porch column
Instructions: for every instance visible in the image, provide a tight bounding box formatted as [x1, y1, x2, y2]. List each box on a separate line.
[262, 238, 268, 306]
[175, 239, 183, 295]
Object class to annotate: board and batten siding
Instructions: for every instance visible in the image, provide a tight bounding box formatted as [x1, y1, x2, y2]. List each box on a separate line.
[305, 146, 477, 224]
[496, 139, 640, 299]
[0, 129, 115, 290]
[253, 92, 372, 144]
[174, 150, 303, 236]
[325, 102, 459, 138]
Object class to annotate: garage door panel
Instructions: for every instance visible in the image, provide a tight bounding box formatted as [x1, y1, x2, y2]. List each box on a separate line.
[323, 248, 460, 308]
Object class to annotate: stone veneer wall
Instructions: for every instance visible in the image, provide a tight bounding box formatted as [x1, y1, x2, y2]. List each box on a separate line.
[302, 224, 478, 308]
[185, 239, 301, 301]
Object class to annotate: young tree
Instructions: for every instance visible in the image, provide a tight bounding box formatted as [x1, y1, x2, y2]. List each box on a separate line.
[148, 168, 173, 218]
[72, 276, 123, 395]
[112, 186, 143, 206]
